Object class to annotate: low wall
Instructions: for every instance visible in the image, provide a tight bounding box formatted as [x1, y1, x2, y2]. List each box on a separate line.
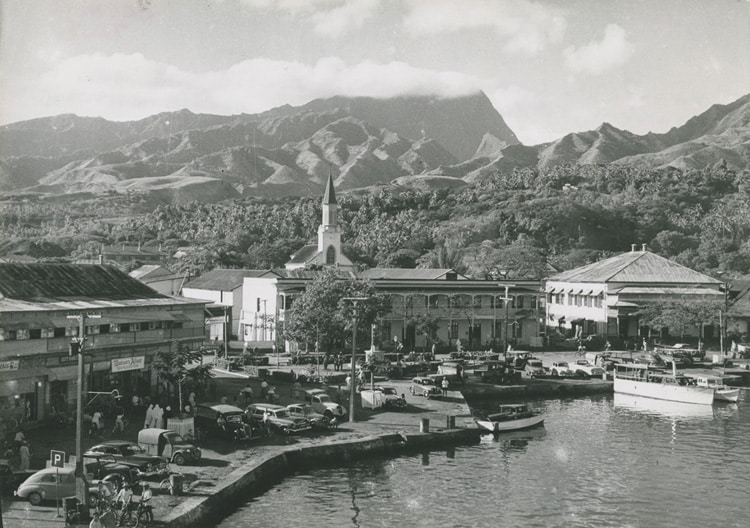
[164, 428, 481, 527]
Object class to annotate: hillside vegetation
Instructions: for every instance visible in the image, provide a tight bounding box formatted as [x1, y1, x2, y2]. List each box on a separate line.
[2, 163, 748, 279]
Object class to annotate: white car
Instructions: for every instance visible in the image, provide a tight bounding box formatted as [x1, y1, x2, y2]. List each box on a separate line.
[573, 360, 605, 378]
[550, 361, 573, 377]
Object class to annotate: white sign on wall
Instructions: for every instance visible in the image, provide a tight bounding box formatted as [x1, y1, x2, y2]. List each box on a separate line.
[0, 359, 20, 372]
[111, 356, 145, 373]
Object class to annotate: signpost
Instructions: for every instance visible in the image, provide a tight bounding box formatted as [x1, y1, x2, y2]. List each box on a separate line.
[51, 450, 65, 517]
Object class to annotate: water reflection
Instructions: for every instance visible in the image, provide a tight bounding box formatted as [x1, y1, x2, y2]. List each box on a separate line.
[613, 393, 715, 420]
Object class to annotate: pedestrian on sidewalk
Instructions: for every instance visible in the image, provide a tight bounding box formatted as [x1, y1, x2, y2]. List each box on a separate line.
[441, 377, 450, 398]
[144, 403, 155, 429]
[90, 410, 103, 437]
[19, 441, 31, 471]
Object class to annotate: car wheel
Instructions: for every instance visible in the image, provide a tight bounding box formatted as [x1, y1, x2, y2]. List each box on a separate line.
[28, 492, 43, 506]
[173, 453, 186, 465]
[88, 493, 99, 507]
[324, 410, 333, 419]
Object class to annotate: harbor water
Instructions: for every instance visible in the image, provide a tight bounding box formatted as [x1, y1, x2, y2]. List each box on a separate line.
[218, 393, 750, 528]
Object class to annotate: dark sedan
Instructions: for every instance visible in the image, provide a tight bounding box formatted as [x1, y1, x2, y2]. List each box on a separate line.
[84, 441, 169, 479]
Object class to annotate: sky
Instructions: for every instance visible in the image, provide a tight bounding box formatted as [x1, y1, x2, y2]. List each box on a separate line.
[1, 0, 749, 145]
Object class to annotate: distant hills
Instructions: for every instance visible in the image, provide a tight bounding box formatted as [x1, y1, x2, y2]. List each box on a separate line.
[1, 91, 748, 202]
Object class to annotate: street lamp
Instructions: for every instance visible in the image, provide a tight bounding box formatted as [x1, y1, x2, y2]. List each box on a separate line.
[343, 297, 368, 423]
[497, 284, 515, 362]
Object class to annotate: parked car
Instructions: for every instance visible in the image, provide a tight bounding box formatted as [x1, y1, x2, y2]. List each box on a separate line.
[523, 360, 546, 378]
[0, 459, 35, 495]
[246, 403, 312, 435]
[572, 360, 605, 378]
[84, 441, 168, 480]
[137, 428, 201, 465]
[82, 455, 139, 488]
[15, 466, 99, 506]
[195, 403, 251, 441]
[550, 361, 573, 377]
[409, 376, 442, 398]
[285, 403, 330, 429]
[294, 388, 347, 419]
[374, 386, 407, 408]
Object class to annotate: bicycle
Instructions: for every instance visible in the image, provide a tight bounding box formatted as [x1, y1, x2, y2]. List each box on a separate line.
[133, 500, 153, 528]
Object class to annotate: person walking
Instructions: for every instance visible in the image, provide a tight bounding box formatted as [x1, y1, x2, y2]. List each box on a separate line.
[19, 441, 31, 471]
[112, 405, 126, 434]
[262, 409, 271, 437]
[144, 403, 155, 429]
[441, 377, 450, 398]
[90, 410, 103, 437]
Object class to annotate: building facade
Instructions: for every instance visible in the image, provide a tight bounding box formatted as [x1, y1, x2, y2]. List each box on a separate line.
[544, 245, 723, 341]
[0, 264, 206, 433]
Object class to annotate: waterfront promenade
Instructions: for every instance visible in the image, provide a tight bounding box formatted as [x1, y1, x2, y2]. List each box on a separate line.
[1, 371, 477, 528]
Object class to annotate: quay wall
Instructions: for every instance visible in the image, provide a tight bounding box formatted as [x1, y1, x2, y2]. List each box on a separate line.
[461, 379, 613, 403]
[164, 427, 481, 527]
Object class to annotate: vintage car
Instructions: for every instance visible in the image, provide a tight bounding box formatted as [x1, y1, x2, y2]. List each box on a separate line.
[246, 403, 312, 435]
[285, 403, 330, 429]
[409, 376, 442, 398]
[137, 428, 201, 465]
[195, 403, 251, 441]
[15, 466, 100, 506]
[550, 361, 573, 377]
[572, 360, 605, 378]
[0, 459, 35, 495]
[523, 359, 546, 378]
[374, 386, 407, 408]
[293, 388, 347, 418]
[84, 441, 169, 480]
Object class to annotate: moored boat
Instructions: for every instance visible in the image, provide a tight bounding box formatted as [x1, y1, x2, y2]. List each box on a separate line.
[684, 373, 741, 403]
[475, 403, 545, 433]
[613, 362, 714, 405]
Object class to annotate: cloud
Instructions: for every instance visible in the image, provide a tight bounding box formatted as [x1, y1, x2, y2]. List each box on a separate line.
[10, 53, 484, 123]
[402, 0, 566, 55]
[241, 0, 380, 37]
[563, 24, 635, 75]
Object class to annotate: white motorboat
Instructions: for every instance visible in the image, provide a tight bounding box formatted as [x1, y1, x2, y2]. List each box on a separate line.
[613, 362, 714, 405]
[685, 373, 741, 403]
[475, 403, 545, 433]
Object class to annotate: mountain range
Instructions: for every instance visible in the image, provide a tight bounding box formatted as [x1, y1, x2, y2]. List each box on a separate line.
[1, 91, 748, 202]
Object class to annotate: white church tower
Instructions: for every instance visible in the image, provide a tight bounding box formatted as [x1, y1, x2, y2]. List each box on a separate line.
[285, 173, 354, 270]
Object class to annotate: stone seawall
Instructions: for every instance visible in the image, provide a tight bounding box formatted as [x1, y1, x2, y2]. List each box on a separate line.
[164, 428, 481, 527]
[461, 379, 613, 404]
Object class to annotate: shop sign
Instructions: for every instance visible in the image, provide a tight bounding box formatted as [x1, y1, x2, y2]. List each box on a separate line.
[111, 356, 145, 373]
[0, 359, 20, 372]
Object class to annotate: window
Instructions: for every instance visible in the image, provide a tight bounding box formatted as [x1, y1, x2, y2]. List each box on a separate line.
[16, 329, 29, 340]
[326, 246, 336, 265]
[0, 329, 16, 341]
[140, 322, 150, 331]
[110, 323, 120, 333]
[429, 296, 440, 308]
[99, 324, 110, 334]
[450, 321, 459, 339]
[29, 329, 42, 339]
[54, 327, 66, 338]
[120, 323, 130, 332]
[66, 326, 79, 337]
[473, 296, 482, 309]
[86, 325, 100, 335]
[149, 321, 162, 330]
[516, 296, 524, 309]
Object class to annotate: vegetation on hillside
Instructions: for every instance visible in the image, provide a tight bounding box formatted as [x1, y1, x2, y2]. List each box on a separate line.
[1, 163, 748, 278]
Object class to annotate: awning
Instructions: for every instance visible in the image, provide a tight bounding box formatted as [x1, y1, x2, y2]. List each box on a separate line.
[571, 318, 585, 324]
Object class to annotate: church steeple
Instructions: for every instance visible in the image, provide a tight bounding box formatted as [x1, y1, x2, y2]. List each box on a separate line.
[321, 173, 337, 228]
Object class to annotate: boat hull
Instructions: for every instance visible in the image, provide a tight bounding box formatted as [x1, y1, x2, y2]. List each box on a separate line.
[476, 413, 545, 433]
[714, 387, 740, 403]
[614, 377, 714, 405]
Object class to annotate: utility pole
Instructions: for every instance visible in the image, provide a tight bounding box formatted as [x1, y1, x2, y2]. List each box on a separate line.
[343, 297, 368, 423]
[498, 285, 515, 363]
[67, 312, 100, 508]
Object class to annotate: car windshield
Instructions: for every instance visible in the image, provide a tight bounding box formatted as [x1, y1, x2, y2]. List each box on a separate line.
[530, 361, 543, 367]
[274, 410, 289, 418]
[557, 362, 569, 367]
[316, 394, 331, 402]
[121, 445, 145, 456]
[165, 432, 184, 443]
[380, 387, 397, 395]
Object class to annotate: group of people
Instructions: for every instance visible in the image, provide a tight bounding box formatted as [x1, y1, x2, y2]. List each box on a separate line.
[322, 354, 345, 371]
[89, 480, 153, 528]
[3, 429, 32, 471]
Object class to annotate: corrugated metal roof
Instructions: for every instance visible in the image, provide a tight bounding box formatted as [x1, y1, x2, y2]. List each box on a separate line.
[287, 245, 319, 264]
[272, 269, 358, 280]
[0, 263, 165, 302]
[183, 269, 268, 291]
[358, 268, 463, 280]
[615, 287, 723, 296]
[548, 251, 722, 285]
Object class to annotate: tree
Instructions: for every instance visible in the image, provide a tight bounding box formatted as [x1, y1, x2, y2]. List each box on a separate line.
[635, 298, 722, 344]
[153, 341, 214, 413]
[408, 313, 440, 353]
[285, 268, 390, 353]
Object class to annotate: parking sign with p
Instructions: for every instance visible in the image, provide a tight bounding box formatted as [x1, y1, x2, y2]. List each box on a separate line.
[50, 449, 65, 468]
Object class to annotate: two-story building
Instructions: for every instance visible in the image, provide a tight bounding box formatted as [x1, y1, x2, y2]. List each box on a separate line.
[544, 245, 723, 341]
[0, 263, 206, 431]
[233, 174, 542, 353]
